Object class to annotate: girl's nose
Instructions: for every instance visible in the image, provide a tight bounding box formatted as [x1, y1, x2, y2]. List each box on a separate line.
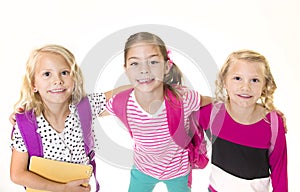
[240, 81, 250, 90]
[139, 62, 150, 74]
[53, 75, 63, 85]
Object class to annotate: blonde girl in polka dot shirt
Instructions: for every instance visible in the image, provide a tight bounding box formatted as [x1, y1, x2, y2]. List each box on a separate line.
[10, 44, 128, 192]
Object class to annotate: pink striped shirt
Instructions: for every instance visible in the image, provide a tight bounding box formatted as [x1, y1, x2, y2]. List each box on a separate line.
[106, 88, 201, 180]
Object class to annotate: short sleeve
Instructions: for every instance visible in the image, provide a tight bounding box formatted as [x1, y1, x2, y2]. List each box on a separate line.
[182, 88, 201, 114]
[10, 123, 27, 153]
[87, 92, 106, 116]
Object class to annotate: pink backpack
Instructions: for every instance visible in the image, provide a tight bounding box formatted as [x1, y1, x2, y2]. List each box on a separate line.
[112, 88, 209, 187]
[13, 97, 100, 191]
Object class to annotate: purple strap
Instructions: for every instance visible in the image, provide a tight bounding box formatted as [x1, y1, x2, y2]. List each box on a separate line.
[14, 97, 99, 191]
[77, 96, 100, 191]
[15, 110, 43, 159]
[14, 111, 43, 190]
[77, 97, 94, 154]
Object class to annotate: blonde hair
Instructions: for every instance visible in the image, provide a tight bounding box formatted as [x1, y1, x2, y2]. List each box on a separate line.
[14, 44, 86, 116]
[124, 32, 183, 97]
[215, 49, 277, 111]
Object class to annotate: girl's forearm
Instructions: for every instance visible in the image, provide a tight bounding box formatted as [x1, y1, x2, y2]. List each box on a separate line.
[200, 95, 212, 107]
[104, 85, 132, 101]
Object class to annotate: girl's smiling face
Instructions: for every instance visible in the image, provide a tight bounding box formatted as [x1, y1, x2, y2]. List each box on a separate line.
[33, 53, 74, 107]
[125, 43, 170, 94]
[224, 60, 265, 109]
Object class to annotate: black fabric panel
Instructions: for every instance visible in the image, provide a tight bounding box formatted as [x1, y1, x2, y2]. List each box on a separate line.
[212, 137, 270, 180]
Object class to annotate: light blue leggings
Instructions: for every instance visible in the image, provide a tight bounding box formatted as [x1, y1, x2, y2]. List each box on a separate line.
[128, 167, 191, 192]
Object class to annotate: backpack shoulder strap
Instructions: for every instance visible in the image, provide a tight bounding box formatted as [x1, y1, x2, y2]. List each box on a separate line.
[165, 89, 191, 148]
[112, 88, 133, 137]
[77, 96, 100, 191]
[113, 88, 190, 147]
[269, 111, 279, 156]
[77, 96, 93, 155]
[15, 110, 43, 158]
[209, 102, 226, 142]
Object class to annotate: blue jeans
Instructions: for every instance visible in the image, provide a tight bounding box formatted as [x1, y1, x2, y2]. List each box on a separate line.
[128, 167, 191, 192]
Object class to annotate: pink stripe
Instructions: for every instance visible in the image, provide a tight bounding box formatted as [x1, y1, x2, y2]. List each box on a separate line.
[208, 185, 217, 192]
[107, 89, 201, 180]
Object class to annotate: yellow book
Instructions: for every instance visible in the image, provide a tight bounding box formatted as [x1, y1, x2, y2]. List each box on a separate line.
[26, 156, 93, 192]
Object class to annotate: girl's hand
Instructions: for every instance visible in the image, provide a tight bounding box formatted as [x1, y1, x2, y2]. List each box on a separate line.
[9, 107, 24, 126]
[64, 179, 91, 192]
[276, 110, 288, 133]
[11, 149, 91, 192]
[104, 84, 133, 102]
[200, 95, 212, 107]
[9, 112, 17, 126]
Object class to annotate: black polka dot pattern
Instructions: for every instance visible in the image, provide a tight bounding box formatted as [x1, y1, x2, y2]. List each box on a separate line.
[11, 93, 106, 164]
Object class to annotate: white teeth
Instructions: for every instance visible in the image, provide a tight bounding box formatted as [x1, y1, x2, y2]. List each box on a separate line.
[50, 89, 64, 93]
[138, 78, 154, 83]
[239, 94, 251, 98]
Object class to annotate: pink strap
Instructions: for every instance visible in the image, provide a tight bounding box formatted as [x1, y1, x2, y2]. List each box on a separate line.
[165, 89, 191, 148]
[112, 88, 134, 137]
[209, 103, 226, 142]
[113, 88, 191, 148]
[269, 111, 278, 155]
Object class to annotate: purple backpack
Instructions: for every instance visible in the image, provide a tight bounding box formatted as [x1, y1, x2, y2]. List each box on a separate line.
[112, 88, 209, 187]
[14, 97, 100, 191]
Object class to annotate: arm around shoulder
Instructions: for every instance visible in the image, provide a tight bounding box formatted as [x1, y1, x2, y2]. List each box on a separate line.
[274, 109, 287, 133]
[99, 85, 132, 117]
[104, 85, 132, 102]
[200, 95, 212, 107]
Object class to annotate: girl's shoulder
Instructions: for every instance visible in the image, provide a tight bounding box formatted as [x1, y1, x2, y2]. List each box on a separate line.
[200, 102, 221, 114]
[86, 92, 106, 100]
[171, 85, 199, 96]
[264, 109, 284, 127]
[85, 92, 106, 115]
[255, 104, 281, 125]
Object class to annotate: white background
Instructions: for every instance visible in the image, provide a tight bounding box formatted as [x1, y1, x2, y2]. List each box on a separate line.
[0, 0, 299, 191]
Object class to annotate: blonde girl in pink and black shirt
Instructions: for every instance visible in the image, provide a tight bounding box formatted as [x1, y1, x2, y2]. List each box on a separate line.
[106, 32, 211, 192]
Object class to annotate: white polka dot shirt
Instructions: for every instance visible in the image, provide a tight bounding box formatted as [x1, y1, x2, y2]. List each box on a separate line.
[11, 93, 106, 164]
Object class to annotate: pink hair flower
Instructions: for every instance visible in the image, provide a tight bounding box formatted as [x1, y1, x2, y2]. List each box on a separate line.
[167, 49, 174, 68]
